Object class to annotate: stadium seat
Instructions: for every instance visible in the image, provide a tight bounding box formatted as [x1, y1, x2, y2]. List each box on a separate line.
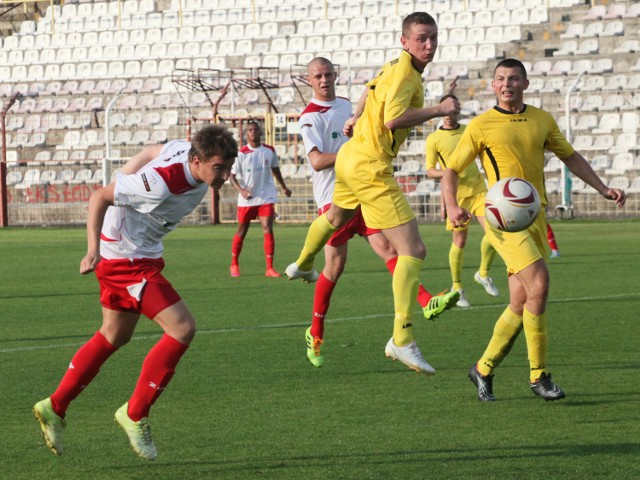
[545, 177, 560, 195]
[621, 112, 639, 133]
[623, 3, 640, 18]
[580, 74, 604, 91]
[560, 22, 584, 39]
[575, 38, 599, 55]
[15, 169, 41, 189]
[592, 58, 613, 74]
[606, 153, 635, 175]
[611, 134, 637, 155]
[608, 176, 630, 190]
[583, 5, 606, 20]
[548, 60, 572, 76]
[602, 21, 624, 37]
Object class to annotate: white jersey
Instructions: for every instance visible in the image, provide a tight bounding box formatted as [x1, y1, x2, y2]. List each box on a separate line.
[299, 97, 352, 209]
[231, 144, 279, 207]
[100, 140, 208, 260]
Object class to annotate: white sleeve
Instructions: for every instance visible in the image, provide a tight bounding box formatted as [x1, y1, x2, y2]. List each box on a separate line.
[230, 156, 241, 175]
[113, 168, 169, 214]
[270, 148, 279, 168]
[299, 113, 325, 156]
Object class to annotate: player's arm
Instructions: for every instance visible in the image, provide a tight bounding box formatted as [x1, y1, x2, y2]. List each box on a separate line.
[307, 147, 336, 172]
[441, 167, 470, 227]
[229, 173, 251, 199]
[386, 97, 460, 130]
[343, 86, 369, 136]
[80, 183, 115, 275]
[425, 136, 443, 179]
[118, 144, 164, 175]
[561, 151, 626, 207]
[271, 167, 292, 197]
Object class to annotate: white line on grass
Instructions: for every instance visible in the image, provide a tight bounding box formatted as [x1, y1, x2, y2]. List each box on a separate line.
[1, 292, 636, 354]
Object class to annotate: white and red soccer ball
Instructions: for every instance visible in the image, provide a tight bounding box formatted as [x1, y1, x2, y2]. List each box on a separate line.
[484, 177, 541, 232]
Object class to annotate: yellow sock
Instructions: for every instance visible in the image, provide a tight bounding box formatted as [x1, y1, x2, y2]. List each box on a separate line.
[523, 308, 548, 382]
[392, 256, 422, 347]
[478, 307, 523, 377]
[449, 243, 464, 291]
[295, 213, 337, 271]
[478, 235, 496, 278]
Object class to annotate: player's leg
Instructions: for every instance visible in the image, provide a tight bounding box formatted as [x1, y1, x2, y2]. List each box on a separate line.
[259, 207, 280, 277]
[34, 308, 138, 455]
[306, 242, 348, 367]
[117, 281, 192, 461]
[286, 204, 355, 281]
[367, 232, 456, 320]
[511, 260, 564, 399]
[230, 211, 251, 277]
[473, 216, 499, 296]
[449, 229, 469, 307]
[382, 220, 427, 340]
[547, 223, 560, 257]
[470, 279, 525, 401]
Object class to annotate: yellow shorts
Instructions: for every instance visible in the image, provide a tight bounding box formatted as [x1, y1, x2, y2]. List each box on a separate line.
[485, 210, 548, 275]
[446, 193, 486, 231]
[333, 142, 415, 230]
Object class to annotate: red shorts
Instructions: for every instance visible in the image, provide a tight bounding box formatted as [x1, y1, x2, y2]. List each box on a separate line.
[237, 203, 275, 223]
[94, 258, 181, 319]
[320, 204, 380, 247]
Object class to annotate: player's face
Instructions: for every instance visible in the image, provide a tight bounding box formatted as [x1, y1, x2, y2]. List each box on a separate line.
[307, 62, 336, 102]
[193, 155, 234, 189]
[491, 66, 529, 110]
[246, 124, 261, 144]
[401, 22, 438, 71]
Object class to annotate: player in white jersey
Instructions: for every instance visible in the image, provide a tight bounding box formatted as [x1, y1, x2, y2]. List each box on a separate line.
[229, 120, 291, 278]
[292, 57, 458, 368]
[33, 125, 238, 461]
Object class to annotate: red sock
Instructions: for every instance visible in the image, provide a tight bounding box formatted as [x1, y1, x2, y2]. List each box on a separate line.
[231, 233, 244, 267]
[50, 331, 118, 417]
[547, 224, 559, 251]
[128, 334, 189, 421]
[386, 257, 432, 308]
[264, 232, 275, 269]
[311, 273, 337, 339]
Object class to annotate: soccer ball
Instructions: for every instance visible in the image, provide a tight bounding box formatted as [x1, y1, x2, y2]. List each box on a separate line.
[484, 177, 541, 232]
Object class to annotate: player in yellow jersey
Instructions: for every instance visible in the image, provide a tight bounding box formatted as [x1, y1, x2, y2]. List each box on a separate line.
[285, 12, 460, 374]
[441, 59, 626, 401]
[425, 90, 498, 308]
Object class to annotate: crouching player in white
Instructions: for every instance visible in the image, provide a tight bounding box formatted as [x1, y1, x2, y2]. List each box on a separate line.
[33, 125, 238, 460]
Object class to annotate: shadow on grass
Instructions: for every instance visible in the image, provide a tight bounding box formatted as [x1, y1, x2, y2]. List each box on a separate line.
[107, 442, 640, 474]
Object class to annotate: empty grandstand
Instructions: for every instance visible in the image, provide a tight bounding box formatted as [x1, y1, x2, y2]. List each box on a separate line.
[0, 0, 638, 226]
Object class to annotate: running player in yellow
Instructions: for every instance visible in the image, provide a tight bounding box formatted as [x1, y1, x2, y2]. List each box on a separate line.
[441, 58, 626, 401]
[286, 12, 460, 374]
[425, 91, 498, 308]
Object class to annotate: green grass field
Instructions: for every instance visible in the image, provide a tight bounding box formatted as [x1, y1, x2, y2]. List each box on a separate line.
[1, 221, 639, 480]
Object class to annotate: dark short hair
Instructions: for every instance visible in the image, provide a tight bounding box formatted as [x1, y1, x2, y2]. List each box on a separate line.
[189, 124, 238, 162]
[402, 12, 436, 37]
[494, 58, 528, 80]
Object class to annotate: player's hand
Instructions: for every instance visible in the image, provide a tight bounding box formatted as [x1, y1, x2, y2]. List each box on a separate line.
[448, 206, 471, 228]
[242, 189, 252, 199]
[343, 117, 357, 137]
[283, 186, 292, 197]
[446, 76, 458, 95]
[604, 188, 626, 207]
[80, 252, 101, 275]
[440, 96, 460, 116]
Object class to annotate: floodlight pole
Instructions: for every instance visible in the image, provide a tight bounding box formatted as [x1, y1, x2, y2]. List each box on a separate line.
[558, 70, 586, 217]
[103, 88, 123, 186]
[0, 92, 21, 227]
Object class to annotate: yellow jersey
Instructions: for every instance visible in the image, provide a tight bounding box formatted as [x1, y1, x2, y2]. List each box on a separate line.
[351, 50, 424, 161]
[449, 105, 574, 205]
[425, 124, 486, 200]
